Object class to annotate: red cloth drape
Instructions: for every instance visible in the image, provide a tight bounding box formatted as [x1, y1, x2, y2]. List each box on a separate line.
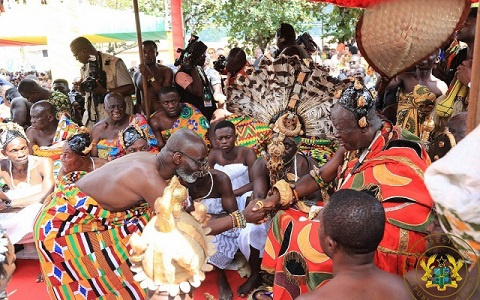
[309, 0, 477, 8]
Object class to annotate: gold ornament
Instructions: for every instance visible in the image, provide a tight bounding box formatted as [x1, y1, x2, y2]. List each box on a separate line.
[358, 116, 368, 128]
[273, 179, 294, 206]
[129, 176, 216, 297]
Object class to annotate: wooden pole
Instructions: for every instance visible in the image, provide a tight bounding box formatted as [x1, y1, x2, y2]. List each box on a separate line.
[467, 7, 480, 133]
[133, 0, 151, 119]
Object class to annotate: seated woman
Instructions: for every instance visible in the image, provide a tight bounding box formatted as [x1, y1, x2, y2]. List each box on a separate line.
[119, 122, 159, 155]
[58, 130, 107, 181]
[0, 122, 54, 259]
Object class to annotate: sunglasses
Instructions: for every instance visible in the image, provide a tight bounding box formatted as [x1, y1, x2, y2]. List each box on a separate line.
[167, 146, 208, 169]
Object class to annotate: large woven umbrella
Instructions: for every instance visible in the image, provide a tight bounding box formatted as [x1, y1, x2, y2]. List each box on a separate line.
[310, 0, 480, 132]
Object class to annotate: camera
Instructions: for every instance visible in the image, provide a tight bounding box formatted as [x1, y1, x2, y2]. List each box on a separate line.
[81, 55, 107, 104]
[213, 55, 227, 73]
[174, 35, 208, 68]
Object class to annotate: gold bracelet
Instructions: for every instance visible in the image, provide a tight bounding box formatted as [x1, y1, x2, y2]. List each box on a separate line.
[309, 166, 328, 188]
[292, 188, 299, 203]
[273, 179, 294, 206]
[229, 212, 236, 230]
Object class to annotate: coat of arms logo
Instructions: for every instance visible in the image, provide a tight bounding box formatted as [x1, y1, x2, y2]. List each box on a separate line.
[420, 254, 464, 291]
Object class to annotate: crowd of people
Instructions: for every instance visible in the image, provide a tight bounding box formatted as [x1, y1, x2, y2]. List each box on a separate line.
[0, 2, 478, 300]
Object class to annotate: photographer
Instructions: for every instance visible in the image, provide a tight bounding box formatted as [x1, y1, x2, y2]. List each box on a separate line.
[174, 38, 217, 121]
[70, 36, 135, 129]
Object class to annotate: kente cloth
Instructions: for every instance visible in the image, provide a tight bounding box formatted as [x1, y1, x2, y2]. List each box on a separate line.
[299, 137, 337, 166]
[261, 211, 333, 300]
[32, 114, 79, 160]
[130, 113, 159, 151]
[214, 163, 250, 210]
[34, 171, 152, 300]
[160, 103, 210, 142]
[425, 124, 480, 263]
[201, 197, 240, 270]
[339, 123, 434, 274]
[396, 84, 436, 137]
[96, 139, 121, 161]
[224, 114, 272, 157]
[53, 114, 79, 145]
[48, 91, 76, 123]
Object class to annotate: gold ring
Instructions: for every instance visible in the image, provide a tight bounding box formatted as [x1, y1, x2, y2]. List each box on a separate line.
[255, 201, 264, 210]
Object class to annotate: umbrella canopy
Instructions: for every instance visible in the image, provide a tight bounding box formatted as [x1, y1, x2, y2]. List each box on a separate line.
[0, 2, 166, 46]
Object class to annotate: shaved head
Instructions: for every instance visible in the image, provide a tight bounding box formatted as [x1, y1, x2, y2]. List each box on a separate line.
[31, 100, 56, 117]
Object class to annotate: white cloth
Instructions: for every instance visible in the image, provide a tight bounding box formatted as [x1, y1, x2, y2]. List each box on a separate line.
[214, 163, 251, 210]
[238, 222, 270, 260]
[425, 124, 480, 259]
[0, 183, 43, 244]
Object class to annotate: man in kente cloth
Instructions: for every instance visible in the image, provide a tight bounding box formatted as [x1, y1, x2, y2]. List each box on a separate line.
[258, 81, 434, 299]
[34, 128, 269, 300]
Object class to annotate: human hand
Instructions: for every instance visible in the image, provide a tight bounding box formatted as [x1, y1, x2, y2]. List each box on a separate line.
[138, 64, 154, 79]
[92, 80, 107, 96]
[242, 200, 269, 224]
[456, 60, 472, 87]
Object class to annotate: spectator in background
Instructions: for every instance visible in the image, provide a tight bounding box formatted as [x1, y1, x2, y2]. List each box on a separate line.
[70, 36, 135, 129]
[253, 48, 264, 70]
[134, 40, 173, 116]
[52, 79, 70, 97]
[2, 87, 31, 128]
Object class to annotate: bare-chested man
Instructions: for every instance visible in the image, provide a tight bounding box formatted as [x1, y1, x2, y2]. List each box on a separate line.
[134, 40, 173, 115]
[297, 189, 411, 300]
[91, 92, 157, 160]
[208, 120, 256, 200]
[34, 129, 269, 300]
[26, 101, 78, 157]
[149, 86, 209, 149]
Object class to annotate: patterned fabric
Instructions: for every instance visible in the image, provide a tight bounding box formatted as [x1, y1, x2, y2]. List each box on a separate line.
[201, 197, 240, 270]
[48, 91, 75, 122]
[97, 114, 157, 161]
[299, 137, 337, 166]
[160, 103, 209, 142]
[339, 123, 434, 274]
[262, 123, 434, 299]
[32, 114, 79, 161]
[262, 211, 333, 300]
[396, 85, 436, 137]
[225, 114, 272, 157]
[34, 171, 152, 300]
[53, 114, 79, 144]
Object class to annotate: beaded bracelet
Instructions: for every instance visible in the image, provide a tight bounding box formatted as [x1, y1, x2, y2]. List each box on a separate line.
[231, 210, 246, 229]
[309, 166, 328, 188]
[229, 212, 236, 231]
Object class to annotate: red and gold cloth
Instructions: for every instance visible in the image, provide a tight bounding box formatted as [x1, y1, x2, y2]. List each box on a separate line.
[262, 210, 332, 300]
[262, 123, 434, 299]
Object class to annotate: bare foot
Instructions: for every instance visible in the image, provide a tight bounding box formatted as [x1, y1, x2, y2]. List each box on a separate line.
[237, 273, 261, 298]
[36, 272, 44, 283]
[218, 269, 233, 300]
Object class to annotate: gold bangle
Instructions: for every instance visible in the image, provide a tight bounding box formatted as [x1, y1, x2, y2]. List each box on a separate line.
[292, 189, 299, 203]
[273, 179, 294, 206]
[309, 166, 328, 188]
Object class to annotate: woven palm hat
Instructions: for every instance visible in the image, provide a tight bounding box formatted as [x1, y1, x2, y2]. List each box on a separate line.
[357, 0, 471, 79]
